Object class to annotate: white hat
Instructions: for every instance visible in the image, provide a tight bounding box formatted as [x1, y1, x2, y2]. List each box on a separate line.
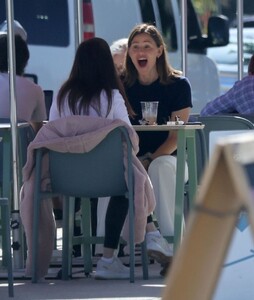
[0, 20, 27, 41]
[110, 38, 128, 55]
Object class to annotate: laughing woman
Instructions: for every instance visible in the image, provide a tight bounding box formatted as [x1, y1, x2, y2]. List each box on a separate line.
[123, 23, 193, 275]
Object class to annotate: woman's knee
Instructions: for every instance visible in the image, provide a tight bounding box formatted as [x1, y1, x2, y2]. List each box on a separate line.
[148, 156, 177, 177]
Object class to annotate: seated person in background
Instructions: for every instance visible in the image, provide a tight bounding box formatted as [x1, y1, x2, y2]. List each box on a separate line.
[200, 54, 254, 116]
[0, 25, 46, 133]
[110, 38, 128, 75]
[0, 19, 27, 41]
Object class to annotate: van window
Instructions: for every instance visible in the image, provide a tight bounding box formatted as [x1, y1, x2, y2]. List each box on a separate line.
[0, 0, 69, 47]
[142, 0, 202, 54]
[139, 0, 177, 52]
[139, 0, 156, 25]
[156, 0, 177, 51]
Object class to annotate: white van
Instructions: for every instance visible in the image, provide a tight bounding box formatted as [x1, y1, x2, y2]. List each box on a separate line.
[207, 27, 254, 94]
[0, 0, 228, 114]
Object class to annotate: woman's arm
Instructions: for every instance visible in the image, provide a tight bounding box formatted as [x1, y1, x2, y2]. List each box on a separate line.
[151, 107, 190, 160]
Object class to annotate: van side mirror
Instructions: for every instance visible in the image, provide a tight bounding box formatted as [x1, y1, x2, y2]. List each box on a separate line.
[207, 15, 229, 47]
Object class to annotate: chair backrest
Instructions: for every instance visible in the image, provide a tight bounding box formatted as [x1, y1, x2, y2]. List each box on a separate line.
[227, 113, 254, 124]
[18, 124, 36, 167]
[0, 119, 36, 165]
[198, 115, 254, 157]
[47, 126, 132, 198]
[195, 128, 208, 182]
[0, 120, 35, 189]
[24, 73, 38, 84]
[43, 90, 53, 120]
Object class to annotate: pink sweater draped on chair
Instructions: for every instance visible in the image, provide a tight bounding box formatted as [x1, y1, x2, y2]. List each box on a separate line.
[20, 115, 156, 279]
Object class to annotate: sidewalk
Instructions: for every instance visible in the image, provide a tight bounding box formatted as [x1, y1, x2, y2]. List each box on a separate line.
[1, 214, 254, 299]
[0, 259, 166, 300]
[1, 223, 167, 300]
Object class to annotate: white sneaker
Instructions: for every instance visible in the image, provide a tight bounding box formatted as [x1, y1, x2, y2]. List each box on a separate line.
[146, 234, 173, 265]
[95, 256, 130, 280]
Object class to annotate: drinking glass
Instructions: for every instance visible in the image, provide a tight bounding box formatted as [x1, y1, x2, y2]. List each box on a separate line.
[141, 101, 158, 125]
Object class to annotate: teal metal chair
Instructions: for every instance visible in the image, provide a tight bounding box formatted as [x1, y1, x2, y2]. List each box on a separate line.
[0, 118, 35, 198]
[0, 197, 14, 297]
[32, 126, 148, 283]
[198, 115, 254, 157]
[0, 120, 35, 275]
[184, 127, 208, 215]
[184, 115, 254, 215]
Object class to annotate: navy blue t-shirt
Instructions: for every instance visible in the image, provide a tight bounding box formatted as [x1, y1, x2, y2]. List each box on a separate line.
[125, 76, 192, 155]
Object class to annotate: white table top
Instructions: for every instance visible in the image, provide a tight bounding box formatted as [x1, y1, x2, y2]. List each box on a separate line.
[133, 124, 204, 131]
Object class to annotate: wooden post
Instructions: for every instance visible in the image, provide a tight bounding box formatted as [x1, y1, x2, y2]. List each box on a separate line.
[162, 133, 254, 300]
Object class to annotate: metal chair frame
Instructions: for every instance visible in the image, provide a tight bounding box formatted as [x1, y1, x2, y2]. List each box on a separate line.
[0, 197, 14, 297]
[32, 126, 148, 283]
[198, 115, 254, 158]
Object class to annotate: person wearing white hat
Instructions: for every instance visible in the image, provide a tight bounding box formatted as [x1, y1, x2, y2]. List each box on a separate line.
[0, 19, 27, 41]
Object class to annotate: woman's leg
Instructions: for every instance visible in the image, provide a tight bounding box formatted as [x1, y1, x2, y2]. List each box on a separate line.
[148, 155, 188, 237]
[147, 156, 188, 276]
[103, 195, 129, 255]
[95, 196, 129, 279]
[146, 213, 173, 265]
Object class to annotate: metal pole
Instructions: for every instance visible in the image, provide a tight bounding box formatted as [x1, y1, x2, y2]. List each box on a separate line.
[6, 0, 24, 268]
[237, 0, 243, 80]
[74, 0, 83, 49]
[180, 0, 187, 76]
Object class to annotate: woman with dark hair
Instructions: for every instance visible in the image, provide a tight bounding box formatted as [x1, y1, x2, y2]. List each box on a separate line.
[124, 23, 192, 275]
[49, 37, 139, 280]
[50, 37, 134, 121]
[0, 33, 46, 132]
[201, 53, 254, 116]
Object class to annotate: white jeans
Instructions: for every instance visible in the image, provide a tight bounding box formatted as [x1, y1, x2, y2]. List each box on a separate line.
[148, 155, 189, 237]
[95, 155, 188, 250]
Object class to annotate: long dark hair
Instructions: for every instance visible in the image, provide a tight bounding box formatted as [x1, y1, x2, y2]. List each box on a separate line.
[58, 37, 134, 117]
[124, 23, 182, 87]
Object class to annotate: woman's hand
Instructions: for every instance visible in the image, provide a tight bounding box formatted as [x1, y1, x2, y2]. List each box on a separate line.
[140, 153, 153, 170]
[141, 158, 151, 171]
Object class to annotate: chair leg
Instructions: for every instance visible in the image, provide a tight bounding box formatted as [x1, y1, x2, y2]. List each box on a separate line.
[141, 240, 149, 280]
[81, 198, 93, 276]
[32, 150, 42, 283]
[62, 197, 75, 280]
[128, 198, 135, 283]
[1, 198, 14, 297]
[31, 194, 40, 283]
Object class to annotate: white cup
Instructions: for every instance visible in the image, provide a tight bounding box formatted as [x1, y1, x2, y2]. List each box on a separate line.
[141, 101, 158, 125]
